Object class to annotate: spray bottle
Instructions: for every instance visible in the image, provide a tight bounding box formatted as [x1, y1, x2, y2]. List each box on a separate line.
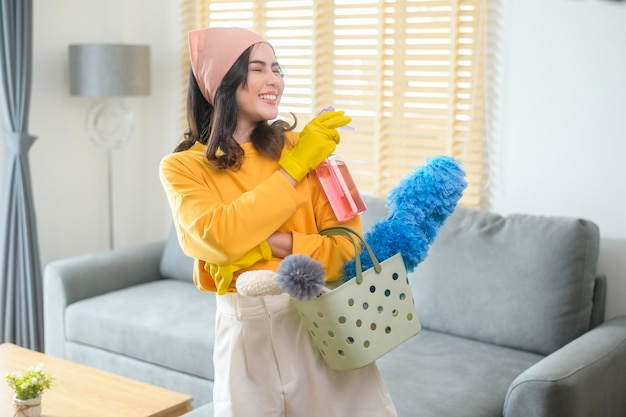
[315, 106, 367, 222]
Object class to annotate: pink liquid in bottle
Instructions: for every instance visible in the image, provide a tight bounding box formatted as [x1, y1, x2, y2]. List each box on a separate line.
[316, 155, 367, 222]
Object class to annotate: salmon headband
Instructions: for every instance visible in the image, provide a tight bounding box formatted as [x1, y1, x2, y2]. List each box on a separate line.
[188, 27, 270, 105]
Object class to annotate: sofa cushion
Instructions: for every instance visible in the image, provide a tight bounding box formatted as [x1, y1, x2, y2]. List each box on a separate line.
[412, 207, 600, 355]
[160, 227, 194, 282]
[65, 279, 216, 380]
[377, 329, 543, 417]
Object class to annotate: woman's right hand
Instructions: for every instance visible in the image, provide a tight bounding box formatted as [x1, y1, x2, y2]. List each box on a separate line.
[267, 231, 293, 258]
[278, 110, 352, 182]
[208, 241, 272, 295]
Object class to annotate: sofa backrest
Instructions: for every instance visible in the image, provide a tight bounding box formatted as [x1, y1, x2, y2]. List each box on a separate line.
[409, 206, 600, 356]
[160, 227, 194, 282]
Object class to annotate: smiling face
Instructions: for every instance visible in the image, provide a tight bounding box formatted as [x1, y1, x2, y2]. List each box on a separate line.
[235, 43, 285, 136]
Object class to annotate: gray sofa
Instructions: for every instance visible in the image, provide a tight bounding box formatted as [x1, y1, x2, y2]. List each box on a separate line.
[43, 195, 626, 416]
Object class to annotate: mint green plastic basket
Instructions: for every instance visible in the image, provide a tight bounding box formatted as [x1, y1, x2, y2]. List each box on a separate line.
[293, 226, 422, 371]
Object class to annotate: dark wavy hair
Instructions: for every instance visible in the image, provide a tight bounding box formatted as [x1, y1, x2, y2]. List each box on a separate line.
[175, 45, 295, 170]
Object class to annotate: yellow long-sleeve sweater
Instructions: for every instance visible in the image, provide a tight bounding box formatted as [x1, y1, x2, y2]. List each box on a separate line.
[159, 132, 362, 293]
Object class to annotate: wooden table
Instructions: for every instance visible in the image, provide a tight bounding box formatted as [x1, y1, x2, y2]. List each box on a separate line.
[1, 343, 193, 417]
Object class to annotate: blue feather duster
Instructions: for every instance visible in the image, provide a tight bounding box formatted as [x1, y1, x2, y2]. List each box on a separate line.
[274, 155, 466, 296]
[342, 156, 467, 281]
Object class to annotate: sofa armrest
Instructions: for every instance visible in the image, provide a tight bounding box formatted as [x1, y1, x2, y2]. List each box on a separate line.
[503, 315, 626, 417]
[43, 241, 165, 358]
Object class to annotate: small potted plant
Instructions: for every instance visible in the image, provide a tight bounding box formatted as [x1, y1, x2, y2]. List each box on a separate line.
[5, 363, 54, 417]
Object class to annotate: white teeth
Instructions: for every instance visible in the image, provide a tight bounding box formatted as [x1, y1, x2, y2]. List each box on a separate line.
[260, 94, 277, 100]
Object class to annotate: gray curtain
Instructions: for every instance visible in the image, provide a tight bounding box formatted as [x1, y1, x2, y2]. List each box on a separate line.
[0, 0, 43, 351]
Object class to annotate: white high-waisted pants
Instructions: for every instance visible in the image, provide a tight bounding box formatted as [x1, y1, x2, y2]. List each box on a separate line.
[213, 292, 398, 417]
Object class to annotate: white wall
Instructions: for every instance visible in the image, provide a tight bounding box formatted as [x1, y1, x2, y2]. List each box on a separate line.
[494, 0, 626, 320]
[15, 0, 625, 320]
[29, 0, 180, 263]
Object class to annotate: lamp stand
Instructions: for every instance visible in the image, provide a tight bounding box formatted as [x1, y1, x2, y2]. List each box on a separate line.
[106, 148, 114, 249]
[69, 44, 150, 249]
[86, 98, 134, 249]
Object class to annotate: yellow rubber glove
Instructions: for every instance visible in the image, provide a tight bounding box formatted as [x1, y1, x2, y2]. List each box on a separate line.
[279, 110, 352, 182]
[207, 241, 272, 295]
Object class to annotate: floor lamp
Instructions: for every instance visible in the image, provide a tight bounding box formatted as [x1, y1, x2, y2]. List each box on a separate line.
[69, 44, 151, 249]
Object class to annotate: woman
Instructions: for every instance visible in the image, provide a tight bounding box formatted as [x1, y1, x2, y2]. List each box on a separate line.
[160, 26, 397, 417]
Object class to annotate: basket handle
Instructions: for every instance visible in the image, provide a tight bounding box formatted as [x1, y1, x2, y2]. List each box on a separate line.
[320, 225, 382, 284]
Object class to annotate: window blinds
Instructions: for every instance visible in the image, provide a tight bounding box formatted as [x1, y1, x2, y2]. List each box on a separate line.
[180, 0, 495, 208]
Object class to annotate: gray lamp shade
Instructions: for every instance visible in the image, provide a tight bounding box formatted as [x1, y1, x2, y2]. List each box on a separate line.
[69, 44, 151, 97]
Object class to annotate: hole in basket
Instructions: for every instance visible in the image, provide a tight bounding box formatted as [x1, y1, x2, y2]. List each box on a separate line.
[309, 330, 316, 337]
[370, 323, 377, 331]
[348, 298, 354, 307]
[323, 340, 328, 347]
[392, 272, 399, 280]
[321, 349, 326, 356]
[338, 316, 347, 324]
[392, 309, 399, 317]
[407, 313, 414, 321]
[362, 302, 369, 310]
[369, 285, 376, 293]
[328, 330, 335, 338]
[313, 322, 319, 328]
[385, 326, 392, 334]
[317, 311, 325, 318]
[356, 319, 362, 327]
[338, 349, 345, 356]
[384, 289, 391, 297]
[377, 306, 384, 314]
[364, 340, 371, 348]
[346, 336, 354, 344]
[399, 293, 406, 301]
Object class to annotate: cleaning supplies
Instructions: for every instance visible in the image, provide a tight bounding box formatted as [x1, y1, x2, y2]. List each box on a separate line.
[315, 106, 366, 222]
